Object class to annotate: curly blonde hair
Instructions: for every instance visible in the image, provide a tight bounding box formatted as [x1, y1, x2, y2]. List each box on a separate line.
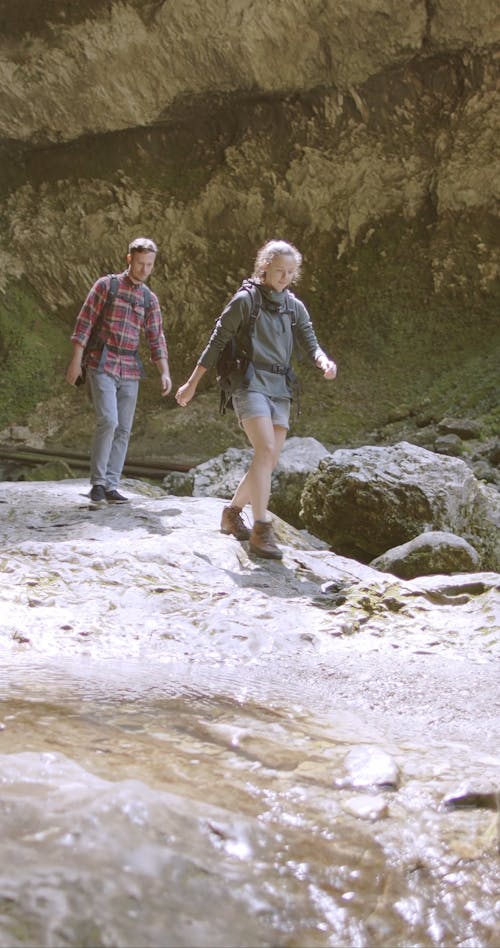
[251, 240, 302, 284]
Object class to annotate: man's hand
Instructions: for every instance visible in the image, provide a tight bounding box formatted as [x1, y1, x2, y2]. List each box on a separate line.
[161, 373, 172, 397]
[65, 354, 84, 386]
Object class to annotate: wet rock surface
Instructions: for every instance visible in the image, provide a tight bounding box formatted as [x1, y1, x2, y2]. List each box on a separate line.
[0, 479, 499, 947]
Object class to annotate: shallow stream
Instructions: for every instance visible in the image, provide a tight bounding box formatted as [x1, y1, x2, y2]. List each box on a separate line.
[1, 654, 498, 948]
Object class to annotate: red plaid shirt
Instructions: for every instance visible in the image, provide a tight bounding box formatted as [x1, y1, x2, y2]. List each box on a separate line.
[71, 271, 168, 380]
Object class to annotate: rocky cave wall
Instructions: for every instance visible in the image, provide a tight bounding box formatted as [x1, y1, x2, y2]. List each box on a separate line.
[0, 0, 498, 456]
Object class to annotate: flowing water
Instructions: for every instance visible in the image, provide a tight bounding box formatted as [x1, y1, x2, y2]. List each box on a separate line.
[1, 482, 499, 946]
[1, 654, 498, 948]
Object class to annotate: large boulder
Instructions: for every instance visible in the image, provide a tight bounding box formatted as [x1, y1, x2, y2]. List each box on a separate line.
[162, 446, 252, 501]
[370, 530, 481, 579]
[162, 437, 329, 528]
[301, 441, 500, 570]
[269, 437, 330, 527]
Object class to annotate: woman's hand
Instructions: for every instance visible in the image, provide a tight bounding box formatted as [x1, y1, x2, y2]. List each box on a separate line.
[316, 354, 337, 380]
[175, 380, 197, 407]
[175, 365, 206, 406]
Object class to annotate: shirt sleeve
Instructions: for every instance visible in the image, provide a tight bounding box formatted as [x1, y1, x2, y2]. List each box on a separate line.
[70, 276, 110, 348]
[198, 290, 252, 371]
[294, 299, 325, 362]
[144, 290, 169, 364]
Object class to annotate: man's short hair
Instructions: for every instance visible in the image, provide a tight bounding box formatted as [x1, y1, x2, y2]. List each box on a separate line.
[128, 237, 158, 254]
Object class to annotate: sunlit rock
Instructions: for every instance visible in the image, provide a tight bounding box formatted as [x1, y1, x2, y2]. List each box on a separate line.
[342, 794, 389, 820]
[164, 437, 329, 528]
[0, 478, 499, 946]
[301, 441, 500, 570]
[434, 433, 464, 456]
[338, 746, 399, 789]
[191, 446, 252, 499]
[437, 417, 483, 440]
[370, 530, 481, 579]
[1, 477, 498, 662]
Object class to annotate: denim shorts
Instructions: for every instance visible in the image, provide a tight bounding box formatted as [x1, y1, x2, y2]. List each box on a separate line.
[231, 389, 291, 429]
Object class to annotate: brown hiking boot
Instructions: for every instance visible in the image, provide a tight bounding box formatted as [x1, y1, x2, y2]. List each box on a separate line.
[249, 520, 283, 560]
[220, 505, 251, 540]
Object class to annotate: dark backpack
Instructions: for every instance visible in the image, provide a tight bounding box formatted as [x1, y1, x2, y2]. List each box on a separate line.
[77, 274, 152, 384]
[215, 281, 260, 414]
[216, 280, 299, 414]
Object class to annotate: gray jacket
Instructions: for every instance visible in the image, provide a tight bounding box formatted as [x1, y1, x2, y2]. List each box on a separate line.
[198, 284, 324, 399]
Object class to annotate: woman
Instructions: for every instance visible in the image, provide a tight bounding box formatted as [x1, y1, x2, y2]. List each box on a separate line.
[175, 239, 337, 559]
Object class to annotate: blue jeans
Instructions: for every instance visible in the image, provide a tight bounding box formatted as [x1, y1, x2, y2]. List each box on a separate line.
[87, 368, 139, 490]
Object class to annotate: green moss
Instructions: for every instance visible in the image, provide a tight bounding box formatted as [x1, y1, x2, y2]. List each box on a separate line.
[1, 164, 499, 467]
[0, 282, 69, 429]
[293, 213, 500, 441]
[2, 203, 499, 463]
[24, 460, 75, 481]
[154, 212, 500, 452]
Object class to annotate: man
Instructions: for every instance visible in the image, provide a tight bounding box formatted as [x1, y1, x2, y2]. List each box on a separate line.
[66, 237, 171, 506]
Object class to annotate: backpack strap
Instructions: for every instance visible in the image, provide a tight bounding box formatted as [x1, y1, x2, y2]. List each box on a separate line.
[216, 282, 261, 414]
[142, 283, 152, 313]
[284, 290, 302, 415]
[112, 275, 152, 318]
[108, 273, 119, 304]
[108, 274, 151, 314]
[240, 282, 302, 415]
[83, 275, 149, 374]
[284, 289, 297, 328]
[231, 280, 262, 361]
[82, 274, 117, 365]
[235, 281, 300, 366]
[240, 280, 261, 332]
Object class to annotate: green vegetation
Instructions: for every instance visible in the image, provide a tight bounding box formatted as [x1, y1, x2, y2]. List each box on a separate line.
[294, 213, 500, 444]
[0, 283, 69, 430]
[1, 206, 498, 465]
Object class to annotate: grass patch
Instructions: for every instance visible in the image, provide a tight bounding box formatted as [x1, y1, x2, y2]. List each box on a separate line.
[0, 282, 69, 429]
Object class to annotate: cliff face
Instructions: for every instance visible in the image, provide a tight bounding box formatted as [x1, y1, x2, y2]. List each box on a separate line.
[0, 0, 498, 455]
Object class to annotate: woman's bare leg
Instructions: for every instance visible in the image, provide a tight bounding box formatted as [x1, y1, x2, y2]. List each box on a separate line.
[231, 417, 287, 522]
